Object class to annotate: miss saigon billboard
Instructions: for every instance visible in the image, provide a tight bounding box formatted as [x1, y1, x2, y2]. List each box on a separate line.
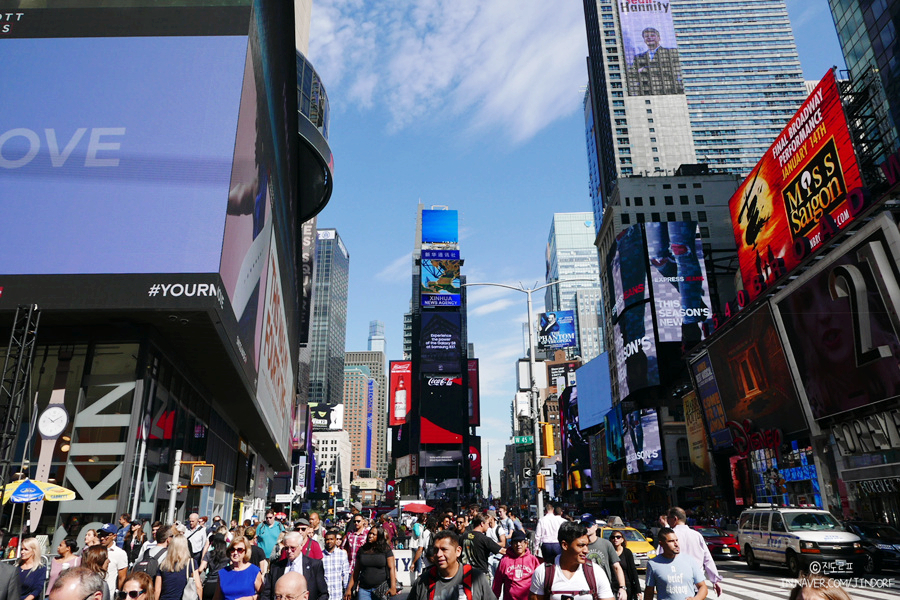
[730, 69, 865, 301]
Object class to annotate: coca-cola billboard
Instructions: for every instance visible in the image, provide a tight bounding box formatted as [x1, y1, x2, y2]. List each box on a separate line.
[426, 377, 461, 386]
[389, 361, 412, 427]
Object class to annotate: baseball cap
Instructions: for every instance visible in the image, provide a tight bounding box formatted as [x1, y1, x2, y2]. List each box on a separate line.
[99, 523, 118, 536]
[509, 530, 527, 543]
[579, 513, 598, 528]
[295, 518, 310, 527]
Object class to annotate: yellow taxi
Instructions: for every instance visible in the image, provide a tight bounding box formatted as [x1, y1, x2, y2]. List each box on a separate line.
[599, 526, 657, 571]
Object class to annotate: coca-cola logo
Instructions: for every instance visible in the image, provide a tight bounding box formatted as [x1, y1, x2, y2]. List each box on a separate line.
[427, 377, 460, 386]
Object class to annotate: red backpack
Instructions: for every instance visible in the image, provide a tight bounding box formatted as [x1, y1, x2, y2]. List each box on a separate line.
[423, 564, 474, 600]
[542, 562, 602, 600]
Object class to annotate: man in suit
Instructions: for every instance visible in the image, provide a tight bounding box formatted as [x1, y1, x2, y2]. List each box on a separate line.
[627, 27, 683, 96]
[264, 532, 328, 600]
[0, 560, 19, 600]
[275, 573, 309, 600]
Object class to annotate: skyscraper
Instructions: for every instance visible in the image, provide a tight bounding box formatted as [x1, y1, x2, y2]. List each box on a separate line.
[342, 364, 379, 476]
[309, 229, 350, 406]
[368, 320, 386, 353]
[828, 0, 899, 156]
[583, 0, 807, 192]
[544, 213, 603, 360]
[345, 350, 388, 479]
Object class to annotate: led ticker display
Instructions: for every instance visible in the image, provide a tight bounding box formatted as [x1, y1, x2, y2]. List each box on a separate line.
[730, 69, 865, 301]
[421, 249, 460, 307]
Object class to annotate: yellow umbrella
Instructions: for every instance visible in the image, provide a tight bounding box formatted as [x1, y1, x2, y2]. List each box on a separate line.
[2, 478, 75, 504]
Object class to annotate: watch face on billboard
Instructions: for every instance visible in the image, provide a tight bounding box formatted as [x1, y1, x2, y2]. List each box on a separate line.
[537, 311, 577, 349]
[646, 222, 713, 342]
[421, 210, 458, 244]
[624, 408, 663, 474]
[730, 69, 864, 301]
[389, 361, 412, 427]
[420, 313, 462, 374]
[773, 214, 900, 421]
[421, 250, 461, 307]
[620, 0, 684, 97]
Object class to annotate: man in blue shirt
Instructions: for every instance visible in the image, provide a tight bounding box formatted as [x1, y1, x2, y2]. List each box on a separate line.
[644, 528, 707, 600]
[257, 510, 285, 559]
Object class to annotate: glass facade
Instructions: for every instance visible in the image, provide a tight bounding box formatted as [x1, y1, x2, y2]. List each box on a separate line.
[309, 230, 350, 407]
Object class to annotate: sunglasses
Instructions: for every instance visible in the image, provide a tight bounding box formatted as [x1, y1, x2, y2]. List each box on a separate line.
[354, 519, 362, 523]
[611, 535, 623, 539]
[230, 548, 246, 554]
[117, 592, 146, 599]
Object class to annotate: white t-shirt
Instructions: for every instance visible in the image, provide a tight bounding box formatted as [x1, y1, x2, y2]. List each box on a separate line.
[106, 545, 129, 592]
[529, 558, 613, 600]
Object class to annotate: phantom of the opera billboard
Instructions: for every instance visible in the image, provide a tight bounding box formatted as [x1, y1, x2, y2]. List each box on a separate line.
[729, 69, 865, 301]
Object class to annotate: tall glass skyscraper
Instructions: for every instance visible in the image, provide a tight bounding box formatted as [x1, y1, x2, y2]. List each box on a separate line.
[583, 0, 807, 189]
[544, 213, 603, 360]
[309, 229, 350, 407]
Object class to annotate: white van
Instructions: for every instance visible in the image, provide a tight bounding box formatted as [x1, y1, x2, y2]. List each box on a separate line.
[737, 505, 867, 576]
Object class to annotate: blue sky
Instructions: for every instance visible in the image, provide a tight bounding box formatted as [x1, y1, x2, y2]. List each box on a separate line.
[309, 0, 847, 491]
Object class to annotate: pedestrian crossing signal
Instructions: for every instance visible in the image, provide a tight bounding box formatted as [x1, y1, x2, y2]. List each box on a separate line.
[190, 464, 215, 486]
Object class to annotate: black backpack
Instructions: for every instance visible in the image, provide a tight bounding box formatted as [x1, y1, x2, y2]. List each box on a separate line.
[131, 548, 164, 578]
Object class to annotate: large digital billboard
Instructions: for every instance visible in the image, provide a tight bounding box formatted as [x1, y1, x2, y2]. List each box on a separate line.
[730, 69, 865, 301]
[612, 301, 659, 399]
[421, 250, 461, 307]
[705, 304, 807, 436]
[420, 313, 462, 374]
[773, 213, 900, 422]
[309, 402, 343, 431]
[421, 209, 458, 245]
[605, 404, 625, 463]
[624, 408, 664, 474]
[575, 354, 612, 430]
[620, 0, 684, 96]
[389, 361, 412, 427]
[646, 222, 713, 342]
[608, 225, 648, 322]
[537, 311, 577, 350]
[420, 376, 466, 444]
[683, 392, 713, 486]
[559, 386, 592, 490]
[689, 354, 733, 450]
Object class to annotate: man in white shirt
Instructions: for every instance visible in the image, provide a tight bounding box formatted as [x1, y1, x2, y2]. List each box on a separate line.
[529, 521, 614, 600]
[186, 513, 207, 566]
[658, 507, 722, 597]
[533, 504, 566, 564]
[99, 524, 128, 593]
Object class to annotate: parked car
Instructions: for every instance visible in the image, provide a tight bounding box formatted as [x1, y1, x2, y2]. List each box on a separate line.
[843, 521, 900, 574]
[599, 526, 657, 571]
[691, 526, 741, 559]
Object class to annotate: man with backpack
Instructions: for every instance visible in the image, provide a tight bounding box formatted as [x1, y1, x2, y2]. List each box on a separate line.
[408, 530, 496, 600]
[528, 521, 615, 600]
[131, 525, 171, 578]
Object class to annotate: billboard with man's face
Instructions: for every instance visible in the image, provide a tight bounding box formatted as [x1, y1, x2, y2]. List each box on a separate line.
[537, 310, 577, 349]
[620, 0, 684, 96]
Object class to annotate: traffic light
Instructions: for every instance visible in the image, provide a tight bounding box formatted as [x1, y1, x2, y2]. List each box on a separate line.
[540, 423, 554, 457]
[536, 474, 546, 490]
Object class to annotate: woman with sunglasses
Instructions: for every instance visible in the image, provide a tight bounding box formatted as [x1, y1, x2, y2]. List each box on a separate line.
[155, 536, 202, 600]
[47, 539, 81, 595]
[609, 531, 641, 600]
[120, 571, 155, 600]
[82, 545, 112, 600]
[18, 538, 46, 600]
[213, 536, 262, 600]
[125, 523, 147, 568]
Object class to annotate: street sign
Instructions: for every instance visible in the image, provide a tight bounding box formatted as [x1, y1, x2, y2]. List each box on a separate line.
[275, 493, 294, 503]
[515, 444, 534, 454]
[523, 468, 534, 478]
[513, 435, 534, 445]
[540, 468, 552, 476]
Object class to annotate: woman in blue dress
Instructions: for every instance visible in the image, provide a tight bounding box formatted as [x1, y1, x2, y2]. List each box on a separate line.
[213, 537, 262, 600]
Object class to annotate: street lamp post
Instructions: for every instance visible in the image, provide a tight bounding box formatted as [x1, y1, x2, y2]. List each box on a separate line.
[463, 278, 596, 518]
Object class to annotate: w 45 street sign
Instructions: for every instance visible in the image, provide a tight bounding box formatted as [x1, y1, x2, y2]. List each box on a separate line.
[513, 435, 533, 445]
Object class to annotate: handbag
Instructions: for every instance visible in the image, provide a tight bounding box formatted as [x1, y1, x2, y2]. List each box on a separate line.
[182, 562, 200, 600]
[372, 581, 390, 600]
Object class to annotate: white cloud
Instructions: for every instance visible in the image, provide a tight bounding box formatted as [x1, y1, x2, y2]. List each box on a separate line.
[375, 252, 412, 282]
[309, 0, 588, 143]
[468, 298, 518, 317]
